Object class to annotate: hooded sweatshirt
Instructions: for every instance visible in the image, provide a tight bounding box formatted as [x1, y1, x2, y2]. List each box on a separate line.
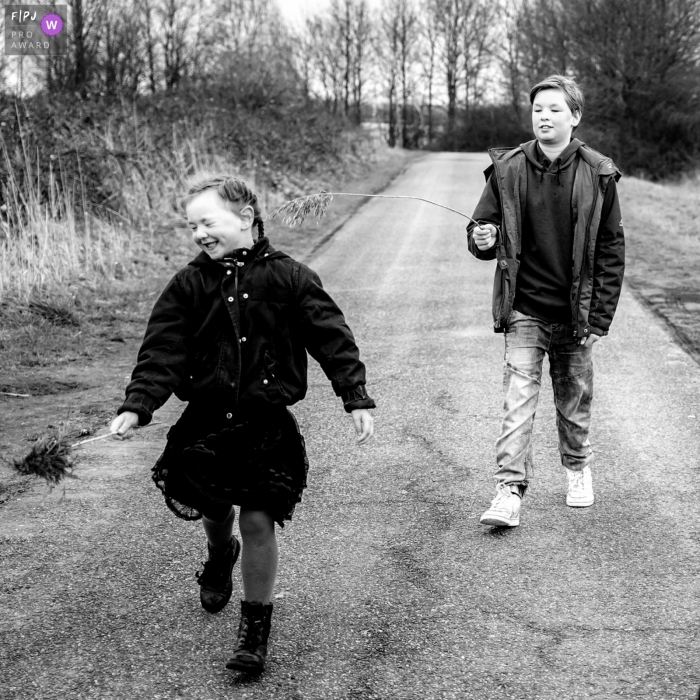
[513, 138, 582, 323]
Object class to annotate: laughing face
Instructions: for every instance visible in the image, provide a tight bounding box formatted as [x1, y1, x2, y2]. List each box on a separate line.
[531, 88, 581, 150]
[186, 189, 255, 260]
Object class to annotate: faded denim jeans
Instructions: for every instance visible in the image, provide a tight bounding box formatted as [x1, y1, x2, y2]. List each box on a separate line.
[495, 309, 593, 488]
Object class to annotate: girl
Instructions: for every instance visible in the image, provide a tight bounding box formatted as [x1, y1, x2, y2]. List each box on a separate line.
[110, 176, 375, 673]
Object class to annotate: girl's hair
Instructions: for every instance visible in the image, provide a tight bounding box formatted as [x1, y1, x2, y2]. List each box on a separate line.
[530, 75, 584, 129]
[181, 176, 265, 239]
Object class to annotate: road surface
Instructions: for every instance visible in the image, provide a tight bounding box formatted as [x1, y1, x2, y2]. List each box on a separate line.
[2, 153, 699, 699]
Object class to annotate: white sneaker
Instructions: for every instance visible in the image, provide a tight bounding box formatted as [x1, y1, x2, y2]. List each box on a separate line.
[566, 466, 594, 507]
[480, 483, 521, 527]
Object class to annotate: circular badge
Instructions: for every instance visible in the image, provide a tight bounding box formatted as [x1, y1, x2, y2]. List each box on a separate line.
[40, 14, 64, 37]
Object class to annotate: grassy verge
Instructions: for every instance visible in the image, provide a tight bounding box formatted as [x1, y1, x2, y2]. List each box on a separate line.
[617, 174, 700, 363]
[0, 145, 420, 504]
[0, 139, 419, 378]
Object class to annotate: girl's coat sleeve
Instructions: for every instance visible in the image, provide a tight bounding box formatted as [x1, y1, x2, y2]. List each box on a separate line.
[295, 264, 375, 412]
[118, 274, 191, 424]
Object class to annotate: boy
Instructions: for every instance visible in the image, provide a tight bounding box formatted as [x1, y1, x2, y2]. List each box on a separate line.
[467, 75, 624, 527]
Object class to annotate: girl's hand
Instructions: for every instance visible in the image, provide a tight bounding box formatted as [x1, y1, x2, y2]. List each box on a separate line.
[352, 409, 374, 445]
[472, 223, 497, 250]
[110, 411, 140, 440]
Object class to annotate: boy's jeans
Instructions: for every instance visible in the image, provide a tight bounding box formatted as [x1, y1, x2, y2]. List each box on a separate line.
[494, 309, 593, 489]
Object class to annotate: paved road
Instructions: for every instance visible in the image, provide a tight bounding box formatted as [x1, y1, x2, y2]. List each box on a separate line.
[2, 153, 699, 700]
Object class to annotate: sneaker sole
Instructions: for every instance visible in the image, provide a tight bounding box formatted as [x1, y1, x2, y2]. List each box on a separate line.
[480, 515, 520, 527]
[566, 496, 594, 507]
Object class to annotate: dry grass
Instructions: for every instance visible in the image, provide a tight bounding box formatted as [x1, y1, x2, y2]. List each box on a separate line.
[618, 174, 700, 279]
[618, 172, 700, 360]
[13, 431, 76, 486]
[0, 106, 385, 308]
[619, 174, 700, 251]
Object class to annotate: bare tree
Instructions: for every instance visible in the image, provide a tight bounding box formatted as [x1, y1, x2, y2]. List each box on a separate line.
[139, 0, 159, 93]
[375, 2, 401, 145]
[301, 14, 344, 112]
[514, 0, 700, 174]
[430, 0, 468, 137]
[70, 0, 106, 96]
[419, 2, 440, 144]
[158, 0, 194, 91]
[299, 0, 372, 121]
[497, 0, 528, 124]
[328, 0, 372, 122]
[460, 1, 497, 112]
[101, 1, 145, 95]
[351, 0, 372, 124]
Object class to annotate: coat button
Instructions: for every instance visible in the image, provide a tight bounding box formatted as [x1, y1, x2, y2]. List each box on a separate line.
[263, 379, 269, 385]
[228, 296, 234, 302]
[226, 412, 233, 419]
[243, 293, 249, 299]
[241, 337, 247, 342]
[226, 270, 232, 276]
[242, 251, 247, 255]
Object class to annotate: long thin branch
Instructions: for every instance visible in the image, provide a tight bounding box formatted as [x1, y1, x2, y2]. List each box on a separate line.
[268, 191, 479, 227]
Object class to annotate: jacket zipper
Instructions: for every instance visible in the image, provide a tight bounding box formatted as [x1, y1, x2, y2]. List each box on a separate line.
[491, 156, 510, 330]
[573, 161, 603, 335]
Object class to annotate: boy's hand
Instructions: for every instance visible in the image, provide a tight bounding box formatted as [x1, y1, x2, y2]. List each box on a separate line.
[110, 411, 140, 440]
[472, 223, 497, 251]
[580, 334, 601, 347]
[351, 409, 374, 445]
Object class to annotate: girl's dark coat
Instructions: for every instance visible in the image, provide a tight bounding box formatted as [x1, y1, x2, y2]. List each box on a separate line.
[119, 237, 374, 424]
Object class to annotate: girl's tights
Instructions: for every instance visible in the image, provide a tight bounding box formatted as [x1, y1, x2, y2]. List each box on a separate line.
[202, 507, 278, 604]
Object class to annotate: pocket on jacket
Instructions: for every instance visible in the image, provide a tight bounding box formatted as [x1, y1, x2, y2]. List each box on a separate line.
[494, 258, 520, 327]
[262, 349, 290, 400]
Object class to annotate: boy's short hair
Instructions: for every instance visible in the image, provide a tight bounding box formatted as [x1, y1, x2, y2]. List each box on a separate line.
[529, 75, 584, 119]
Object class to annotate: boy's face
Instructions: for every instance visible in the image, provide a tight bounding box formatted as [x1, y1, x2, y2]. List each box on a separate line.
[186, 189, 255, 260]
[531, 88, 581, 149]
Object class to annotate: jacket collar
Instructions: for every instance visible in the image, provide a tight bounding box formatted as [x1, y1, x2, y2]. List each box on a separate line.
[220, 236, 271, 267]
[521, 138, 583, 172]
[190, 236, 273, 268]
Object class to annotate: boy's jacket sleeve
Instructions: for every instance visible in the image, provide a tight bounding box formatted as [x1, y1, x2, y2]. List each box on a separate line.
[295, 264, 376, 412]
[588, 178, 625, 335]
[466, 171, 501, 260]
[118, 274, 190, 424]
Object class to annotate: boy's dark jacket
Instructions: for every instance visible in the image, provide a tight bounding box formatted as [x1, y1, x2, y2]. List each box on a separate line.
[119, 237, 375, 424]
[467, 139, 625, 339]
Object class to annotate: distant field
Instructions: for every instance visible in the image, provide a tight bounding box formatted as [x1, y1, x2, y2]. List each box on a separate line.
[618, 174, 700, 363]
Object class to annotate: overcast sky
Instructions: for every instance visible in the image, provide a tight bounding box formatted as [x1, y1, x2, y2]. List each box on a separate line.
[276, 0, 381, 27]
[276, 0, 329, 25]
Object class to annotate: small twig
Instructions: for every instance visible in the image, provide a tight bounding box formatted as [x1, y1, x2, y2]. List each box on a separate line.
[0, 391, 30, 398]
[268, 191, 479, 228]
[73, 421, 163, 447]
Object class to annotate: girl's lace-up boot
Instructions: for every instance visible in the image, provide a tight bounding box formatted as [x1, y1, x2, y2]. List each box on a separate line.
[195, 536, 240, 613]
[226, 600, 274, 673]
